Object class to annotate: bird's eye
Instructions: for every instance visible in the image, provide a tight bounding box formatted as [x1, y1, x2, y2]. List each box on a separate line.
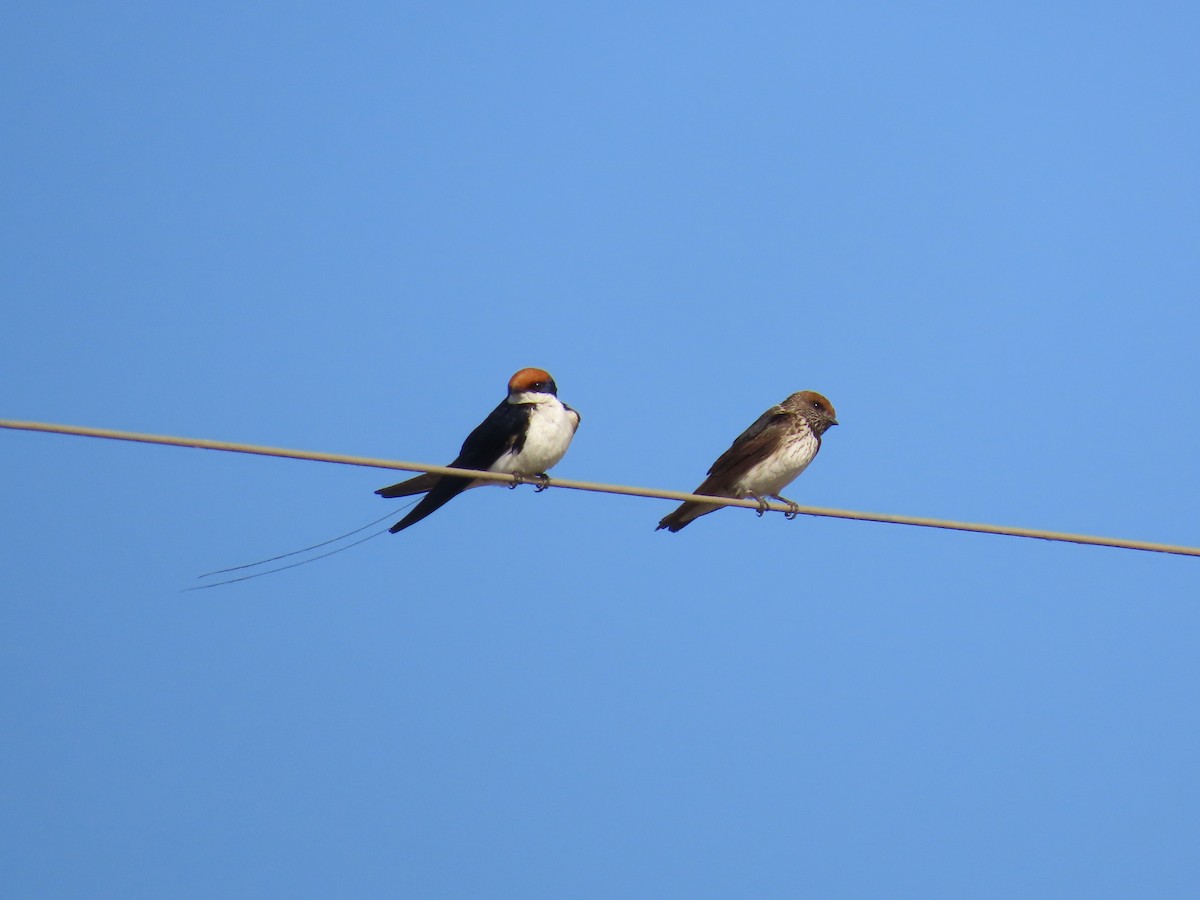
[813, 401, 824, 410]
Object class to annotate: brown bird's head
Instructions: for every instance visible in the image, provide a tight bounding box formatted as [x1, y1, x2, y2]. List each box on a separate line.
[507, 367, 559, 397]
[785, 390, 839, 436]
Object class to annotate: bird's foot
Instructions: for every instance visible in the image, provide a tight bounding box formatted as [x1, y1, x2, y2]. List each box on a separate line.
[510, 472, 551, 492]
[775, 495, 802, 520]
[751, 493, 770, 517]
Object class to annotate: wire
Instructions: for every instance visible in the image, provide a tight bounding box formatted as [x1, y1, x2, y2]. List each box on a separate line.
[3, 417, 1198, 558]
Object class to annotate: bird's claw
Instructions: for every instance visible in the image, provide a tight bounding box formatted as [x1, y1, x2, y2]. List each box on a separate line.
[777, 496, 802, 520]
[752, 494, 770, 517]
[510, 472, 551, 492]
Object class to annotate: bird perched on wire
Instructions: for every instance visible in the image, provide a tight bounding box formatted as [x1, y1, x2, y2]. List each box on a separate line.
[376, 368, 581, 533]
[657, 390, 838, 533]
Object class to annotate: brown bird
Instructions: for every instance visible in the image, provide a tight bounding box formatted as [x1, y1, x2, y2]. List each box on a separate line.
[657, 390, 838, 533]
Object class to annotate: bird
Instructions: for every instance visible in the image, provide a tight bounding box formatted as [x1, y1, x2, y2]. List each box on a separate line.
[376, 368, 581, 534]
[656, 390, 838, 533]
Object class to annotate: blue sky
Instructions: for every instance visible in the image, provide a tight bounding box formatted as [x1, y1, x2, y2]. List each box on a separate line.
[3, 2, 1198, 896]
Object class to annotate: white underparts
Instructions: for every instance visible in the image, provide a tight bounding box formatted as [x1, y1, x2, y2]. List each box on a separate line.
[489, 395, 579, 476]
[731, 430, 820, 497]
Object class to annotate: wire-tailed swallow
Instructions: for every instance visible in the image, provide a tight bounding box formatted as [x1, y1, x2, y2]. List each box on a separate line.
[657, 390, 838, 533]
[376, 368, 581, 533]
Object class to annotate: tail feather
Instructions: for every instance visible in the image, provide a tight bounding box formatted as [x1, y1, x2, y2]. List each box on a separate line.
[387, 474, 474, 533]
[656, 500, 722, 533]
[376, 472, 438, 499]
